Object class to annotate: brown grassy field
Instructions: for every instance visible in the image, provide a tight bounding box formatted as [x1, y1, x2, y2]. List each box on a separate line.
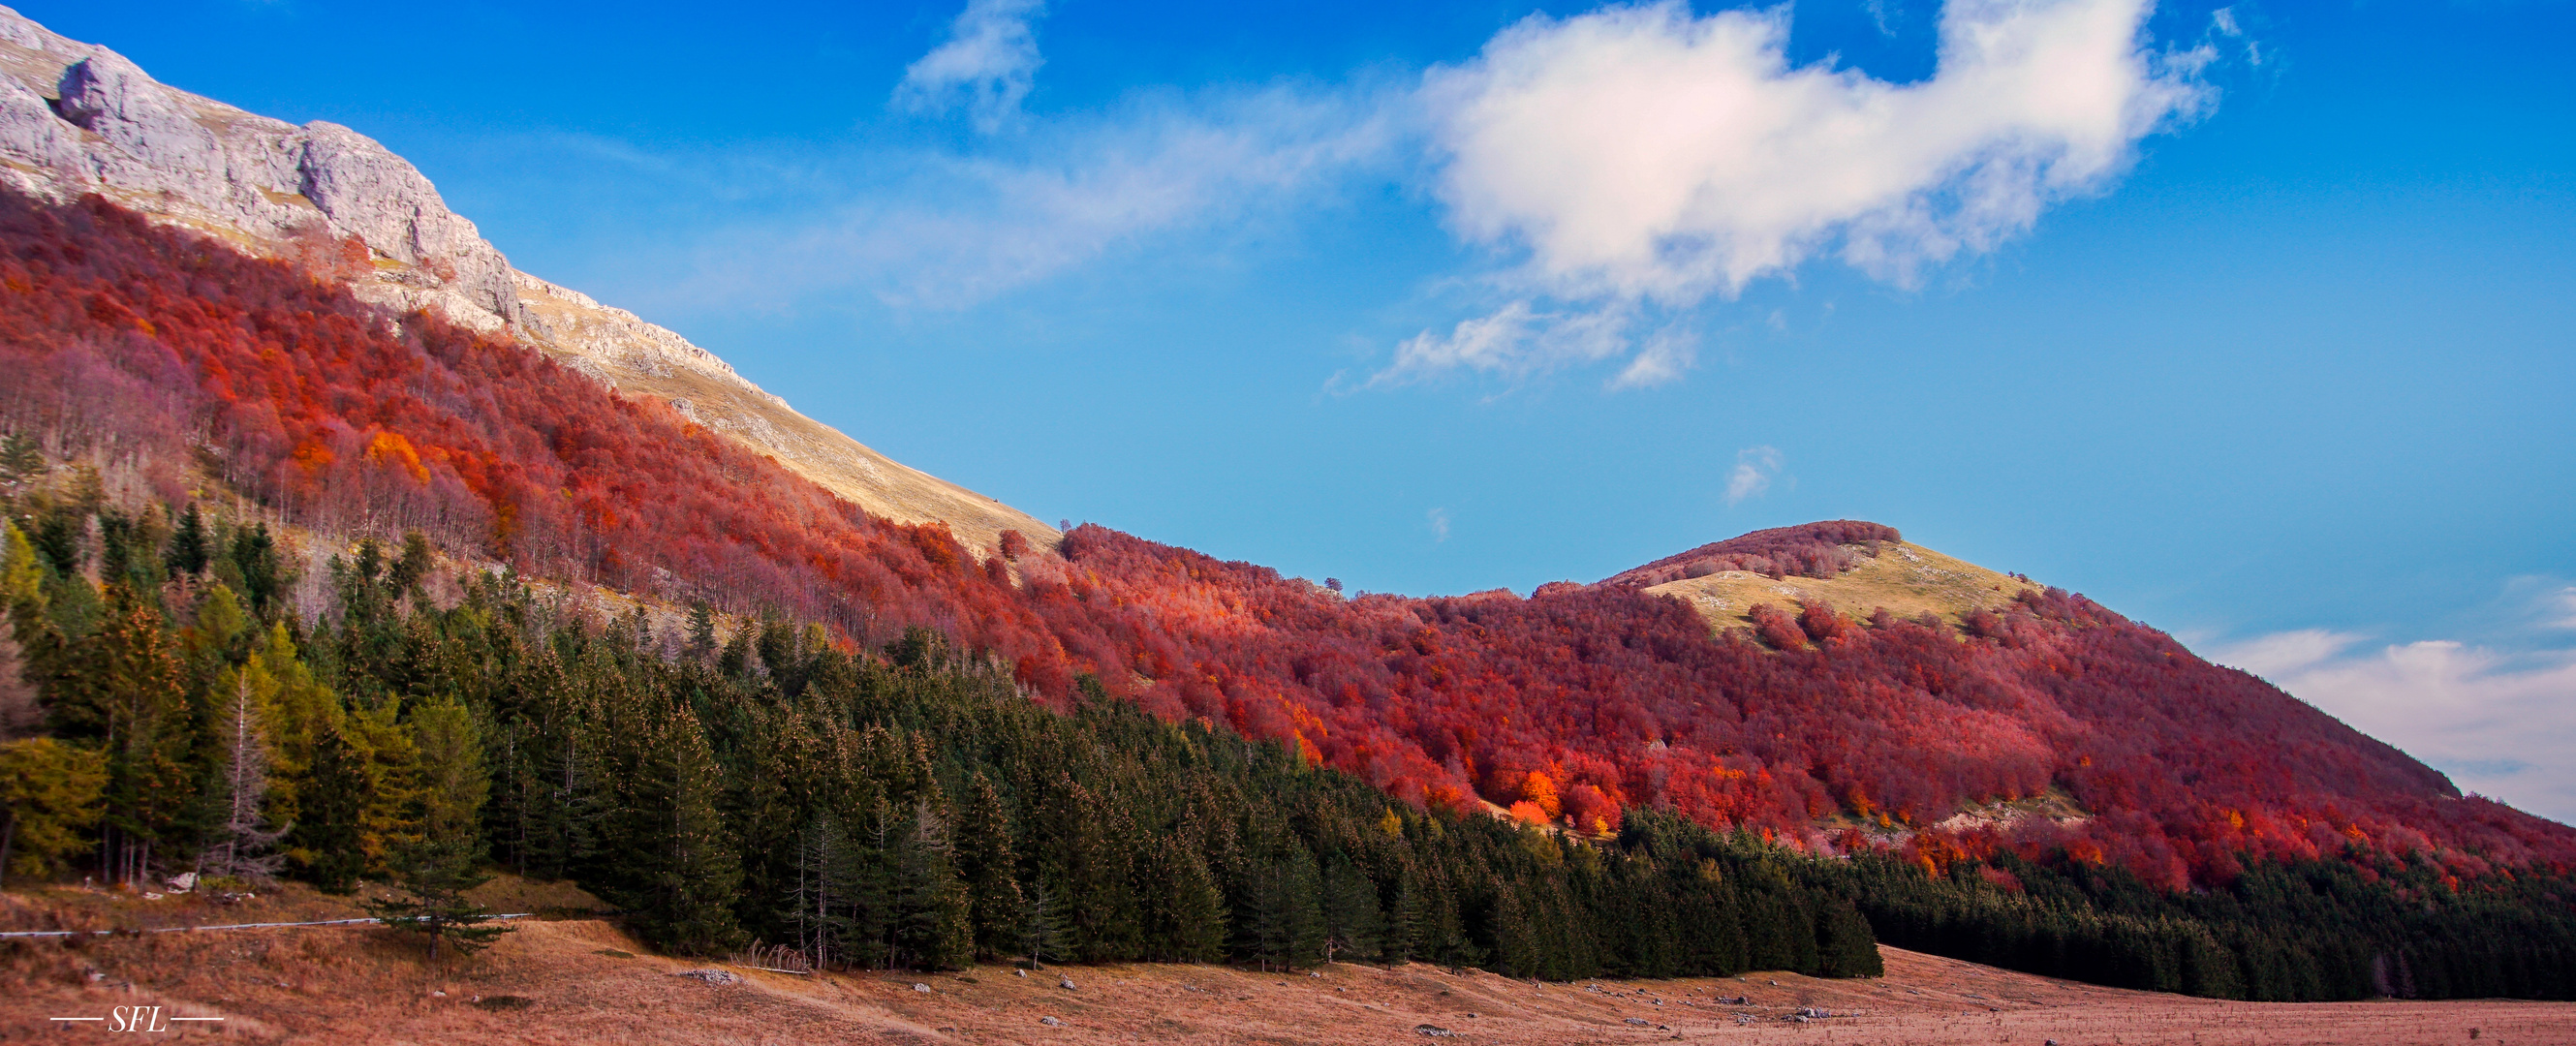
[1645, 541, 2041, 630]
[5, 881, 2570, 1044]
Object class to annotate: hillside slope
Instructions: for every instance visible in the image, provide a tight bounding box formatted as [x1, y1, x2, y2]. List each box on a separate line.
[9, 162, 2572, 895]
[4, 181, 2573, 1000]
[0, 6, 1051, 555]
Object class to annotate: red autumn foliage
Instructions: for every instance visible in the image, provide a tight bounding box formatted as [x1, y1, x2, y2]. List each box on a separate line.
[1603, 519, 1903, 586]
[8, 190, 2570, 888]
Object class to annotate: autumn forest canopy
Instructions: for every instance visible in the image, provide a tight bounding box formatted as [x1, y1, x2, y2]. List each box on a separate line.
[1, 188, 2573, 1000]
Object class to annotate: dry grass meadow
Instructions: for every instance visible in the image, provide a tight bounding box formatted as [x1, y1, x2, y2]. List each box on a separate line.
[1645, 541, 2042, 630]
[4, 879, 2570, 1044]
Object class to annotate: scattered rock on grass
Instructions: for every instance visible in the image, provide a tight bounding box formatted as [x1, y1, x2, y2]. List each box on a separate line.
[673, 969, 739, 984]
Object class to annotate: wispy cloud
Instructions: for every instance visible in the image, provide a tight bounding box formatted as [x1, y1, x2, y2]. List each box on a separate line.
[1372, 300, 1630, 387]
[675, 84, 1400, 311]
[1382, 0, 2212, 385]
[2205, 629, 2576, 824]
[895, 0, 1049, 132]
[1725, 446, 1784, 505]
[1610, 327, 1698, 389]
[1428, 507, 1452, 542]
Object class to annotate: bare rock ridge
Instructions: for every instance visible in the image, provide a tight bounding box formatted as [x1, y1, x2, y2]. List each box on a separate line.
[0, 6, 1054, 555]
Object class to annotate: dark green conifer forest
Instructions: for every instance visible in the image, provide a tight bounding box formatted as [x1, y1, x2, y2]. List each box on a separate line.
[3, 485, 2571, 1000]
[0, 496, 1877, 981]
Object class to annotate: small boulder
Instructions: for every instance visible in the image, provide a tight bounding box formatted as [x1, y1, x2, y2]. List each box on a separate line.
[912, 983, 932, 993]
[1040, 1016, 1063, 1027]
[673, 969, 740, 984]
[1058, 975, 1076, 990]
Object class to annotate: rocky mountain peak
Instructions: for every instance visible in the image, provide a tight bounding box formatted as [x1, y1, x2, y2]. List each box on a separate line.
[0, 5, 1057, 554]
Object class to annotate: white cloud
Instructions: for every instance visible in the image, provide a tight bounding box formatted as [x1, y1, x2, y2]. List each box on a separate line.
[1373, 300, 1631, 387]
[1609, 327, 1698, 389]
[1725, 446, 1784, 505]
[605, 0, 2222, 386]
[2206, 631, 2576, 825]
[895, 0, 1049, 132]
[1428, 508, 1452, 542]
[1387, 0, 2210, 384]
[681, 85, 1397, 310]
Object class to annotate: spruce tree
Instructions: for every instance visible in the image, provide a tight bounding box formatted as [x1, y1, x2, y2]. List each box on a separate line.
[1814, 899, 1882, 977]
[225, 524, 283, 617]
[684, 601, 716, 662]
[300, 724, 369, 892]
[953, 771, 1024, 960]
[785, 811, 856, 969]
[1321, 857, 1385, 964]
[163, 504, 208, 576]
[1240, 843, 1326, 970]
[635, 706, 743, 953]
[1018, 880, 1071, 969]
[891, 798, 972, 969]
[1151, 836, 1228, 962]
[362, 835, 512, 963]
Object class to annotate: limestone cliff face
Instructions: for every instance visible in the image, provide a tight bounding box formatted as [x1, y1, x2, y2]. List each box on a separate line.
[0, 6, 1054, 554]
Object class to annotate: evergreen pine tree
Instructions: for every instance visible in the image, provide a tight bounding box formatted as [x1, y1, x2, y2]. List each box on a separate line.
[1150, 835, 1228, 962]
[953, 771, 1024, 960]
[225, 524, 284, 617]
[637, 706, 744, 953]
[891, 798, 972, 969]
[785, 811, 856, 969]
[1321, 856, 1385, 965]
[362, 835, 512, 963]
[163, 504, 209, 576]
[1240, 843, 1326, 970]
[300, 723, 369, 892]
[1017, 879, 1071, 969]
[684, 601, 716, 662]
[1814, 899, 1883, 977]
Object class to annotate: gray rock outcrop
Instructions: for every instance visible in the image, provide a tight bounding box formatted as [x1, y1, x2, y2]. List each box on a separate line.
[0, 10, 525, 329]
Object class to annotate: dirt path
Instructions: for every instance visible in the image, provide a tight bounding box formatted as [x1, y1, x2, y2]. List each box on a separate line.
[4, 915, 2570, 1044]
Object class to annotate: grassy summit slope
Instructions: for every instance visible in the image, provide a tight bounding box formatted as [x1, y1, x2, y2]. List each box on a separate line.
[1644, 540, 2041, 630]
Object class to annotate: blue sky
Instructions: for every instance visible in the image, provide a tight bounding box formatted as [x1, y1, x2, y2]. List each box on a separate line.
[35, 0, 2576, 820]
